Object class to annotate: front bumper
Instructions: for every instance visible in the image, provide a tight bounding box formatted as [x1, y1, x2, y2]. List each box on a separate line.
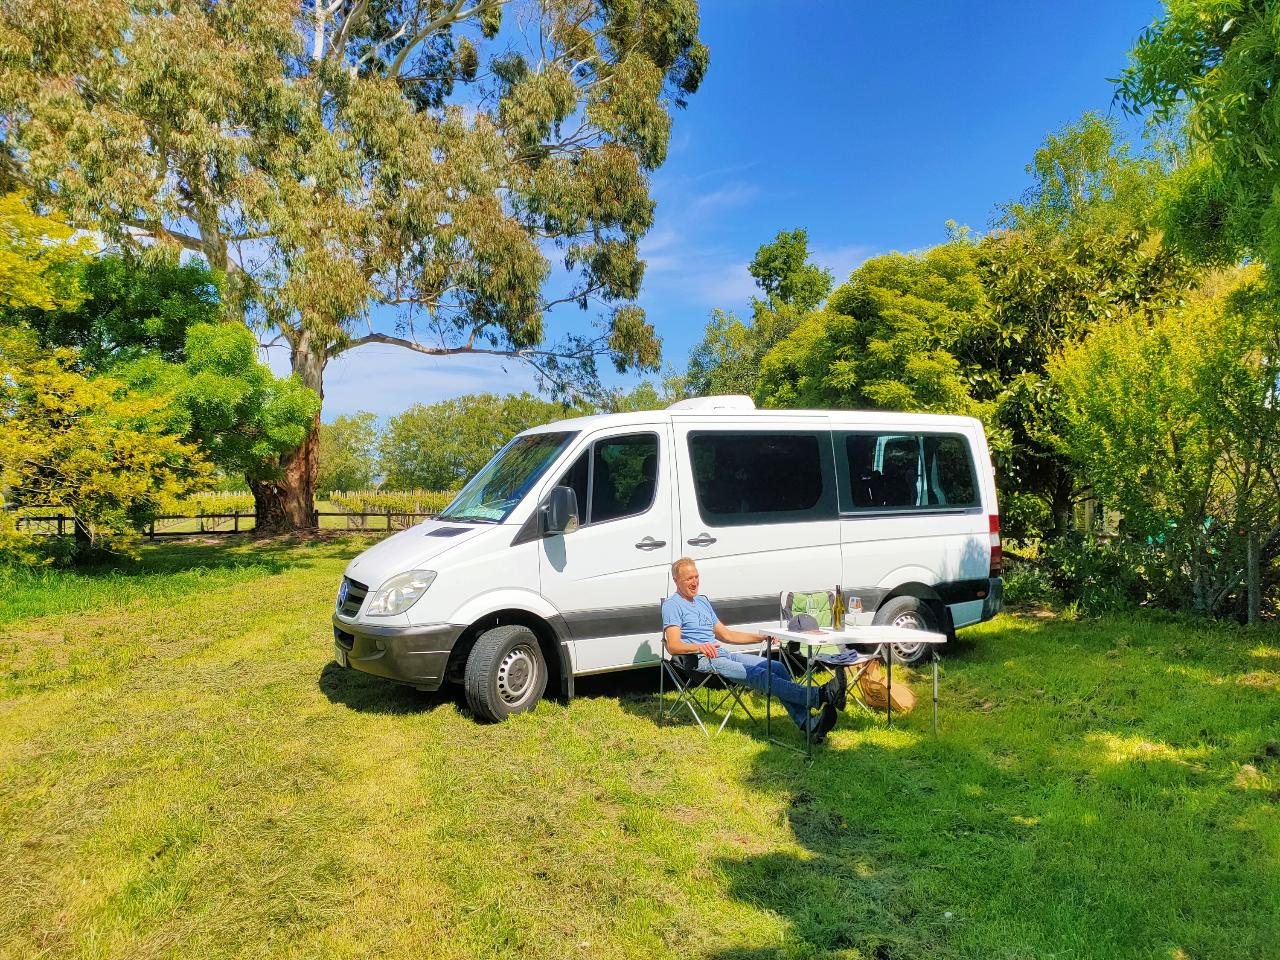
[332, 616, 466, 691]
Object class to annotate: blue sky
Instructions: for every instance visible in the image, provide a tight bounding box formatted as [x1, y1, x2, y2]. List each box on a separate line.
[309, 0, 1162, 420]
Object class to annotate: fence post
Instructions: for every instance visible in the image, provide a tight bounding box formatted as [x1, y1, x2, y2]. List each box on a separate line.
[233, 511, 239, 533]
[148, 519, 156, 540]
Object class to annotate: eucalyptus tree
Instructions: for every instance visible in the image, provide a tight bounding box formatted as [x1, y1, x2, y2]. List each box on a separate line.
[0, 0, 706, 529]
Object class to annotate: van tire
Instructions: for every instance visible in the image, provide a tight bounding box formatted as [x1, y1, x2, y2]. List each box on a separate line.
[872, 596, 939, 667]
[464, 625, 547, 722]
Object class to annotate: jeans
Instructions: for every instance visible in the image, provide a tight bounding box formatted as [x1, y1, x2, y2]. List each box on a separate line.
[696, 649, 819, 732]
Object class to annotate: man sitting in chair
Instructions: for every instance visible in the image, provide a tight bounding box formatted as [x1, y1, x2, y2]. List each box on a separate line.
[662, 557, 846, 743]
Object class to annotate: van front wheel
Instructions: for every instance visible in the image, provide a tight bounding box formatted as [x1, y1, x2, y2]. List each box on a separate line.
[464, 625, 547, 722]
[872, 596, 939, 667]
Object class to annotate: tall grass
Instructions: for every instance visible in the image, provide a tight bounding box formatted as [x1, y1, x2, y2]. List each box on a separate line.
[1, 540, 1277, 959]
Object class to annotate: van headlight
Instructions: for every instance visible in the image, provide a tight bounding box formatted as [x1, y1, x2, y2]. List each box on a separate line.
[366, 570, 437, 616]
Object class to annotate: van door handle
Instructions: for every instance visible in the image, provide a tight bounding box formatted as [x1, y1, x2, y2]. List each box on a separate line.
[686, 533, 717, 547]
[634, 537, 666, 550]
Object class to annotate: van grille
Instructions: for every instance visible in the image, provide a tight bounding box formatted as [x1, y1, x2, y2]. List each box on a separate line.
[337, 577, 369, 618]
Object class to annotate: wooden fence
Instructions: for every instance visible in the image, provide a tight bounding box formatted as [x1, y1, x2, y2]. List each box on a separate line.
[11, 510, 439, 538]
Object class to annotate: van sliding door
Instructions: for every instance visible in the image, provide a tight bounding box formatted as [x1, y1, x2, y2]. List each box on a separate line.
[671, 421, 841, 626]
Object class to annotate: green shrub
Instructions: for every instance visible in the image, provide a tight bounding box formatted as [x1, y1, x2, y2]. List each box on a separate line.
[1041, 534, 1161, 614]
[1002, 558, 1061, 608]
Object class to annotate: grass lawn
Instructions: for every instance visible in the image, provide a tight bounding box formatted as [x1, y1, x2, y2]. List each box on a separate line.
[1, 536, 1277, 960]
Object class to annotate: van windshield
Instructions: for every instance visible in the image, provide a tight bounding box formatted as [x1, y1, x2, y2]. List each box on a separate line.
[439, 432, 577, 523]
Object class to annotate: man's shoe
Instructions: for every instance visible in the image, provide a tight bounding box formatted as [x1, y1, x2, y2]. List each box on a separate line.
[820, 668, 848, 711]
[810, 703, 838, 744]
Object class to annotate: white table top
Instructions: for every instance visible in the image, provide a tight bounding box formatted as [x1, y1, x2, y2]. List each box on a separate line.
[736, 621, 947, 648]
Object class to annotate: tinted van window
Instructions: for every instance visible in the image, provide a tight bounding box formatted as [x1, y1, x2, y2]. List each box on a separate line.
[838, 432, 978, 512]
[689, 432, 836, 526]
[554, 433, 659, 525]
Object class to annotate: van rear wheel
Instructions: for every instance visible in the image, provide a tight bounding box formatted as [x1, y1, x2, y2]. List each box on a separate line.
[872, 596, 939, 667]
[464, 625, 547, 722]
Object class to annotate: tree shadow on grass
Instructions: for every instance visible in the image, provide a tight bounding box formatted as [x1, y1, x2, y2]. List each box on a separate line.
[606, 663, 811, 742]
[317, 660, 463, 715]
[696, 616, 1280, 960]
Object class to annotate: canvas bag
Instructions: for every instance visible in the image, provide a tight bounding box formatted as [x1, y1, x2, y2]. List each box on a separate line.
[858, 659, 917, 714]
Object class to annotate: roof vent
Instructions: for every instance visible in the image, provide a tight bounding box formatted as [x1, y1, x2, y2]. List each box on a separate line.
[666, 395, 756, 412]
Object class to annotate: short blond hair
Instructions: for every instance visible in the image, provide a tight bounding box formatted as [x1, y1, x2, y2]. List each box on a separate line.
[671, 557, 697, 580]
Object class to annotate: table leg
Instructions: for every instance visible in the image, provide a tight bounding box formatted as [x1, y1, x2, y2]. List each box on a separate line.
[886, 643, 893, 728]
[932, 650, 939, 737]
[766, 644, 772, 738]
[805, 644, 813, 760]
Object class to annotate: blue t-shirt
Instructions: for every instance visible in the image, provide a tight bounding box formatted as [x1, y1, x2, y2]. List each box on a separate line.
[661, 593, 720, 648]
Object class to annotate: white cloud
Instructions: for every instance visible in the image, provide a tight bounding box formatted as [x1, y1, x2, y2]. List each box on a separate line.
[810, 243, 878, 285]
[264, 342, 541, 420]
[688, 182, 758, 215]
[634, 175, 764, 311]
[693, 263, 758, 306]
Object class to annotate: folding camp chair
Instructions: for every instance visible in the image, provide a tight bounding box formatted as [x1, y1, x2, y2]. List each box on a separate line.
[812, 642, 881, 716]
[657, 625, 758, 737]
[779, 588, 837, 628]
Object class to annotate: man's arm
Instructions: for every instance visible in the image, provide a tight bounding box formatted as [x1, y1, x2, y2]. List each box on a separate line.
[714, 622, 772, 647]
[664, 624, 719, 660]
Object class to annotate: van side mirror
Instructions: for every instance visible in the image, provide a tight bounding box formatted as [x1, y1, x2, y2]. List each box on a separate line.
[542, 485, 580, 536]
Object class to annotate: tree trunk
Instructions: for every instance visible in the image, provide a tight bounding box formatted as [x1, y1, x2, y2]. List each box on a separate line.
[251, 331, 326, 533]
[250, 418, 320, 533]
[1048, 468, 1074, 540]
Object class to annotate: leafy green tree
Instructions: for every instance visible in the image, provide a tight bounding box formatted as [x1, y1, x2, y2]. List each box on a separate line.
[13, 245, 323, 501]
[114, 323, 321, 494]
[317, 412, 379, 495]
[0, 329, 212, 560]
[379, 392, 584, 490]
[1050, 270, 1280, 617]
[1117, 1, 1280, 269]
[601, 372, 688, 412]
[23, 249, 222, 367]
[977, 227, 1193, 536]
[0, 0, 706, 530]
[748, 227, 833, 313]
[993, 112, 1163, 239]
[977, 115, 1194, 537]
[687, 229, 833, 397]
[756, 117, 1196, 539]
[685, 308, 759, 397]
[0, 192, 88, 313]
[756, 241, 989, 416]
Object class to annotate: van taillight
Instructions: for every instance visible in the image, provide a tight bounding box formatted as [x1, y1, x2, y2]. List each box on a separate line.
[989, 514, 1002, 577]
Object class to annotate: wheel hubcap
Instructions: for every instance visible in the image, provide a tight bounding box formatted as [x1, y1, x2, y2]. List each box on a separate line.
[890, 613, 925, 660]
[497, 645, 536, 704]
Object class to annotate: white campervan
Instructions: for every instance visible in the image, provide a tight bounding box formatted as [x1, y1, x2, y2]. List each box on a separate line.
[331, 396, 1002, 720]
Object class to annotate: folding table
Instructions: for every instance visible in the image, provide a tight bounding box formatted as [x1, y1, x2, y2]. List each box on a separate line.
[738, 621, 948, 758]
